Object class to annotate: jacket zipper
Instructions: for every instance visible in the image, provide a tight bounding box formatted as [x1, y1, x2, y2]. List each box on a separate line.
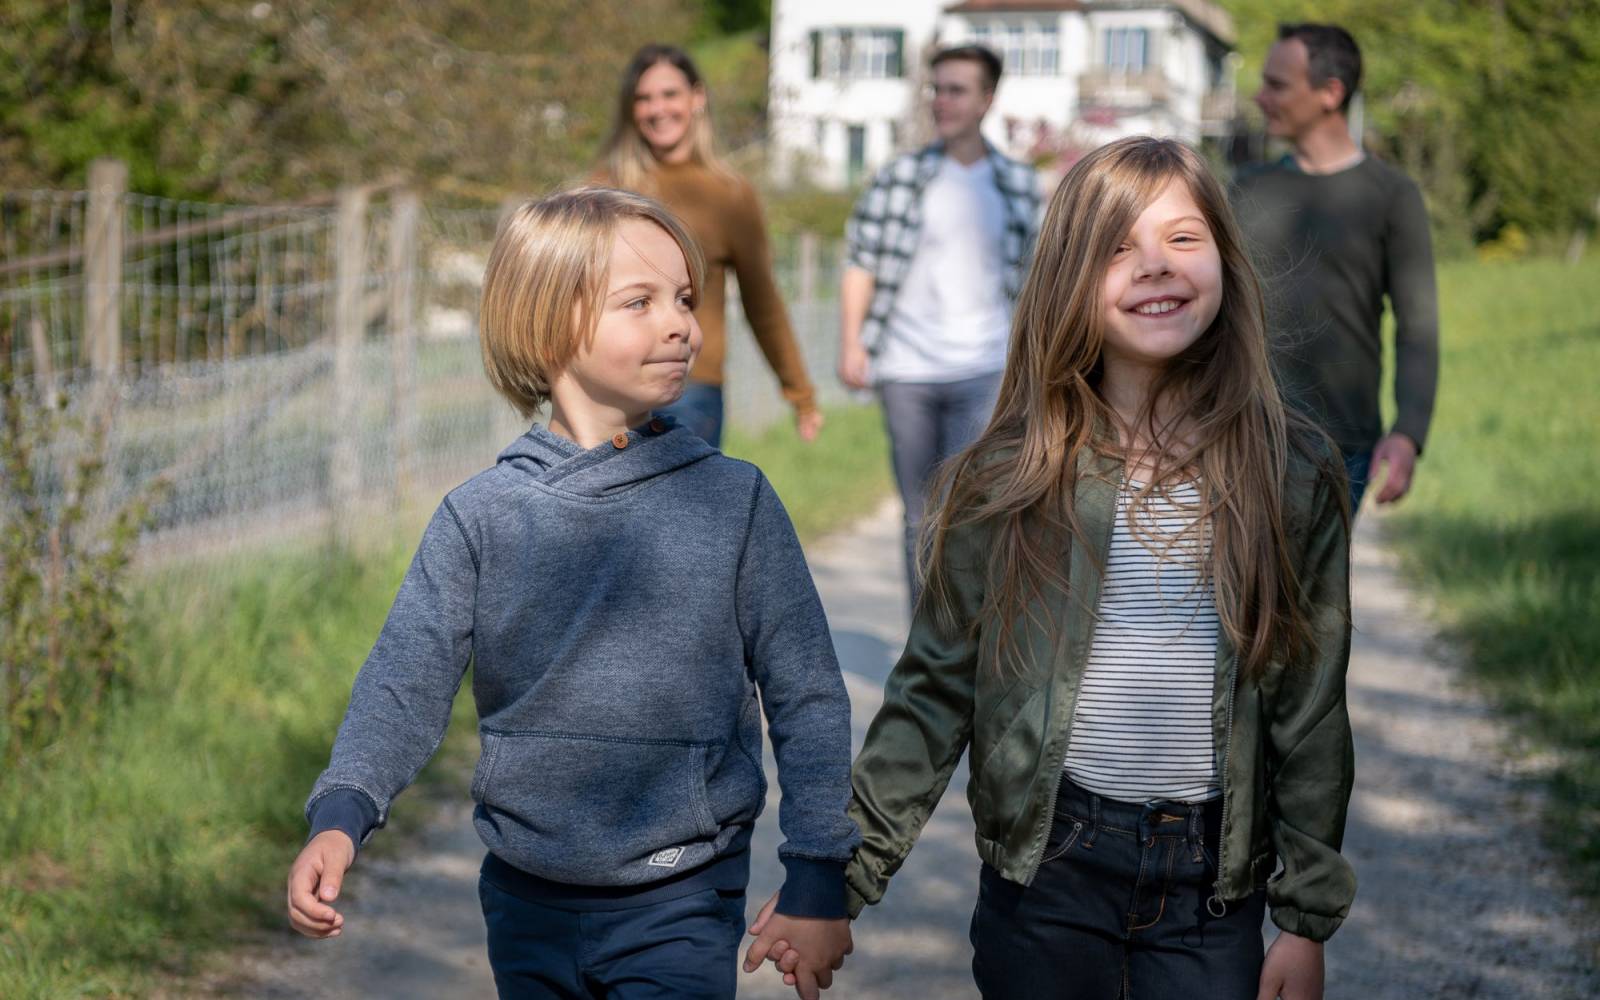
[1024, 741, 1069, 885]
[1207, 664, 1239, 917]
[1024, 462, 1113, 886]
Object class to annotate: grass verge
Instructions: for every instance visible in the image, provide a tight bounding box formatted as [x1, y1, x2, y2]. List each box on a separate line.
[0, 403, 891, 998]
[1381, 255, 1600, 897]
[724, 401, 894, 542]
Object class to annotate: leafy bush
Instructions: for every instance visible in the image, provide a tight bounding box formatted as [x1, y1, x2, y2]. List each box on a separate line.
[0, 326, 163, 761]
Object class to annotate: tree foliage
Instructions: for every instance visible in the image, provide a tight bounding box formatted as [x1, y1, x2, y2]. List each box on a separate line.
[0, 0, 701, 202]
[1224, 0, 1600, 246]
[1, 2, 1592, 243]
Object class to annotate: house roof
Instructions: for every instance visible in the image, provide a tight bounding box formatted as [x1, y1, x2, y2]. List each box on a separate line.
[945, 1, 1085, 11]
[944, 0, 1235, 47]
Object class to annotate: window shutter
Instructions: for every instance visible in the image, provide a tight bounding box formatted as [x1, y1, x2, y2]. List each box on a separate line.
[810, 30, 822, 79]
[891, 29, 905, 78]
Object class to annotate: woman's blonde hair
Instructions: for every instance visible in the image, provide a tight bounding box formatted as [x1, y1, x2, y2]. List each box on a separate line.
[479, 186, 704, 418]
[598, 44, 730, 193]
[922, 136, 1344, 682]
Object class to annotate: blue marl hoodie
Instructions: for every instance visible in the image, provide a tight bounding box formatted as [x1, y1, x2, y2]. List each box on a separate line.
[305, 420, 861, 916]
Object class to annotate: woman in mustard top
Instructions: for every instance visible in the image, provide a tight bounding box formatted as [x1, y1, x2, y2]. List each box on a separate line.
[593, 44, 821, 449]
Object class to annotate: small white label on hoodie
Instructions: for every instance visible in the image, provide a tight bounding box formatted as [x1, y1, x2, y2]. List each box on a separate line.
[648, 847, 685, 868]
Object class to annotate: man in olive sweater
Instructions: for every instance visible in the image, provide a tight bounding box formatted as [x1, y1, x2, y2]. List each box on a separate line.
[1234, 23, 1439, 512]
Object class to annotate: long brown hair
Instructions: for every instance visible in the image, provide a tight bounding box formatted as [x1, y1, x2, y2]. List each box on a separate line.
[599, 44, 729, 193]
[922, 136, 1343, 681]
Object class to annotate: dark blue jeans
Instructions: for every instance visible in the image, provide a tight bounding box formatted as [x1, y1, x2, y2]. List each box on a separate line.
[1345, 450, 1372, 515]
[479, 875, 745, 999]
[970, 778, 1267, 1000]
[656, 381, 724, 449]
[878, 371, 1003, 606]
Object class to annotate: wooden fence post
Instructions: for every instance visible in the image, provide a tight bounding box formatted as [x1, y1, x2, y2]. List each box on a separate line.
[388, 189, 420, 504]
[84, 158, 126, 384]
[331, 185, 369, 546]
[797, 230, 819, 340]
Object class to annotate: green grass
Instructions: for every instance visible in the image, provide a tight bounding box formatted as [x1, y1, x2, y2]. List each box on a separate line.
[0, 535, 467, 998]
[725, 402, 894, 542]
[0, 403, 891, 998]
[1381, 255, 1600, 895]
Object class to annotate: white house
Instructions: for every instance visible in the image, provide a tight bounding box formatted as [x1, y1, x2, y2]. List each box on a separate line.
[767, 0, 1237, 189]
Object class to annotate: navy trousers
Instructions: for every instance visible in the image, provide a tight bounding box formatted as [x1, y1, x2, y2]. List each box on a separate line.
[479, 874, 745, 999]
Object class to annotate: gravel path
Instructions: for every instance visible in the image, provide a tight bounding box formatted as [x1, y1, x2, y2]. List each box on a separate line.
[213, 503, 1597, 998]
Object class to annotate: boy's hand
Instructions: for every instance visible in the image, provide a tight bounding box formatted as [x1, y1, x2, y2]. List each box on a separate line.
[1256, 931, 1324, 1000]
[287, 830, 356, 938]
[744, 891, 852, 1000]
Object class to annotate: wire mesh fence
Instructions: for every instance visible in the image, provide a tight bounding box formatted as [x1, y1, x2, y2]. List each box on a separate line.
[1, 165, 851, 573]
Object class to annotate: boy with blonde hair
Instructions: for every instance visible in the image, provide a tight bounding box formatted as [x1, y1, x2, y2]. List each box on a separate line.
[286, 188, 857, 999]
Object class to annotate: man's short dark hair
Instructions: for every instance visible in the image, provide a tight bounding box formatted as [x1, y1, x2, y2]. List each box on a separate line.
[1277, 23, 1362, 113]
[931, 44, 1002, 92]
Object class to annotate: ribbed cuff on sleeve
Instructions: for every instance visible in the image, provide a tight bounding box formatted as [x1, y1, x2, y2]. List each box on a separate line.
[775, 856, 848, 920]
[306, 788, 379, 853]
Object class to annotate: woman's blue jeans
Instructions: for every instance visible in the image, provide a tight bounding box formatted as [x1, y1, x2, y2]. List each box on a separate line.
[656, 381, 725, 449]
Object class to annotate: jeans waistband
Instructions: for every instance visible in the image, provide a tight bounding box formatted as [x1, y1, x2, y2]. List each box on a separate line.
[1055, 776, 1223, 852]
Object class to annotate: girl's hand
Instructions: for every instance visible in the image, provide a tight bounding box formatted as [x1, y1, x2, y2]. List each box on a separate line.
[287, 830, 356, 938]
[1256, 931, 1324, 1000]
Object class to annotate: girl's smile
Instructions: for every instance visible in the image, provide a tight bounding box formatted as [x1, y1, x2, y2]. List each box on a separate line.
[1100, 178, 1223, 373]
[1127, 295, 1192, 317]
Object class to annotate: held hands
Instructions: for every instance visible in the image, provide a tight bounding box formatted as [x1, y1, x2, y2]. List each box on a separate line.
[1368, 432, 1418, 504]
[287, 830, 356, 938]
[744, 891, 852, 1000]
[1256, 931, 1324, 1000]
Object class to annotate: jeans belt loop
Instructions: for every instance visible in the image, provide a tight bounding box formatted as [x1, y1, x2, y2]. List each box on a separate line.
[1187, 804, 1205, 863]
[1083, 790, 1102, 849]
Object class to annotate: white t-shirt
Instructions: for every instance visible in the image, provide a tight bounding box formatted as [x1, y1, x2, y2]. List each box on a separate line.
[873, 156, 1012, 384]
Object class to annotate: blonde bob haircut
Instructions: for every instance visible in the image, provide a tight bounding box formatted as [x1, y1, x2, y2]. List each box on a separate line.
[479, 186, 705, 418]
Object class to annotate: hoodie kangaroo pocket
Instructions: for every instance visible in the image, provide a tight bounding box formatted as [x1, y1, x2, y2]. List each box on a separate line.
[472, 729, 720, 885]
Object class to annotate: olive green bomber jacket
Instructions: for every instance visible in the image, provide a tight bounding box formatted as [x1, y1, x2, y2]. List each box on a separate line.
[844, 449, 1357, 942]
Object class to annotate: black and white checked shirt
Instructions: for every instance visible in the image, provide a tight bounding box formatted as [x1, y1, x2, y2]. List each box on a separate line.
[844, 141, 1042, 356]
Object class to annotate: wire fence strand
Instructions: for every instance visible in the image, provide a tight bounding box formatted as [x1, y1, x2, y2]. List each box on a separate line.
[1, 180, 849, 573]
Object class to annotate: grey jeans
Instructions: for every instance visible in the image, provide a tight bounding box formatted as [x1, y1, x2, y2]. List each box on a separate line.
[878, 371, 1003, 606]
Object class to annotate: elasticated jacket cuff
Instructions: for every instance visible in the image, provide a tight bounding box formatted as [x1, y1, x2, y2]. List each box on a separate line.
[844, 882, 869, 920]
[775, 857, 848, 919]
[1270, 904, 1344, 943]
[306, 788, 379, 853]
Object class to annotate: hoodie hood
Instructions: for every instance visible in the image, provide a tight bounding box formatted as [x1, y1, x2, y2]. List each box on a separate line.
[495, 417, 719, 498]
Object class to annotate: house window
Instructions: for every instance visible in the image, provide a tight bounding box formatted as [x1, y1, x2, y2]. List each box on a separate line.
[810, 27, 906, 80]
[1037, 27, 1059, 75]
[847, 125, 867, 184]
[968, 20, 1060, 77]
[1104, 27, 1150, 74]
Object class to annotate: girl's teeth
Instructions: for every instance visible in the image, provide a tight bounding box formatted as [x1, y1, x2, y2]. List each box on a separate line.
[1135, 300, 1181, 315]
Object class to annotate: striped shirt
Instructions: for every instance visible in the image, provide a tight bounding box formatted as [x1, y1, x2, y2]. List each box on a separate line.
[1064, 480, 1221, 804]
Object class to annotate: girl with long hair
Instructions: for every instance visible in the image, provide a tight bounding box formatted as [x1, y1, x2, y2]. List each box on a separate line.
[594, 44, 821, 448]
[761, 136, 1356, 998]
